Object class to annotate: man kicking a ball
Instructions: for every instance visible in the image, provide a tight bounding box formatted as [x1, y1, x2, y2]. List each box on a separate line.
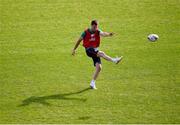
[72, 20, 123, 89]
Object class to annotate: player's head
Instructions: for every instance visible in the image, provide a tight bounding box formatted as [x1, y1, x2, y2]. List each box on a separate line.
[91, 20, 98, 31]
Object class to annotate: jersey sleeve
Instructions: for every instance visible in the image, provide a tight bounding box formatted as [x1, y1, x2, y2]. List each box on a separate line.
[98, 29, 104, 35]
[81, 31, 86, 39]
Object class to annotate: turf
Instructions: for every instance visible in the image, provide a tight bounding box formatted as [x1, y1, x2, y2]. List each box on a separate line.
[0, 0, 180, 123]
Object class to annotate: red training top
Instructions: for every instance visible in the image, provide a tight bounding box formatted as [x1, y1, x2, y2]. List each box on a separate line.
[83, 29, 100, 48]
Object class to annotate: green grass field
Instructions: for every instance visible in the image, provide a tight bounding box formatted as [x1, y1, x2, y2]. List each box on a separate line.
[0, 0, 180, 123]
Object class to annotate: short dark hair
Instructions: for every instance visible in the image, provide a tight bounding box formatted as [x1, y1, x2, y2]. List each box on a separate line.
[91, 20, 98, 25]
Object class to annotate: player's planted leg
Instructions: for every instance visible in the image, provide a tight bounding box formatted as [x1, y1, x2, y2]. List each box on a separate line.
[97, 51, 123, 64]
[90, 63, 102, 89]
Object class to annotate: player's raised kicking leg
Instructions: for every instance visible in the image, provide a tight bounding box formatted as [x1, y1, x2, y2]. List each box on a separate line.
[97, 51, 123, 64]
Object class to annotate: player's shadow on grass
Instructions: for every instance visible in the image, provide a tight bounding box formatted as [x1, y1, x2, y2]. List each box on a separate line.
[19, 87, 91, 106]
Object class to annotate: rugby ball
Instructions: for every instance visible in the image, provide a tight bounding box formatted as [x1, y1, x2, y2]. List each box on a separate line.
[148, 34, 159, 42]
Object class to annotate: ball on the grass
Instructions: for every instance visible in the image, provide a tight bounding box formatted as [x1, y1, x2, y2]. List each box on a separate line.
[148, 34, 159, 42]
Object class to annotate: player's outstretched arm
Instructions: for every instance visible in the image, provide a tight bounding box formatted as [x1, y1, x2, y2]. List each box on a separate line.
[100, 32, 114, 37]
[72, 37, 83, 56]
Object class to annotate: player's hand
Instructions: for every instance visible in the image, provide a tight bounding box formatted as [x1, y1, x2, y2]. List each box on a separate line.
[109, 32, 114, 36]
[72, 49, 76, 56]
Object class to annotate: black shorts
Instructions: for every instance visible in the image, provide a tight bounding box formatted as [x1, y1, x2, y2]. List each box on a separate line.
[85, 47, 101, 66]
